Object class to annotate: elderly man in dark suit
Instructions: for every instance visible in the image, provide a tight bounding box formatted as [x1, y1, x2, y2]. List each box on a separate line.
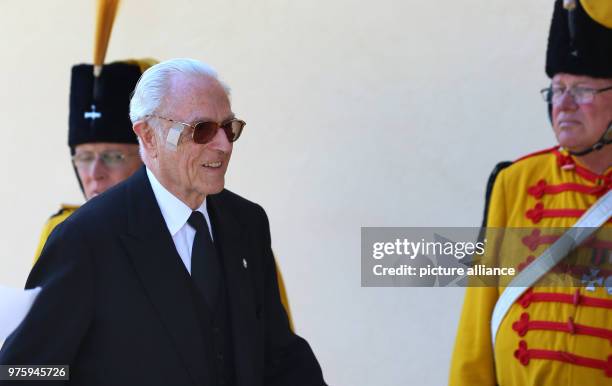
[0, 58, 326, 386]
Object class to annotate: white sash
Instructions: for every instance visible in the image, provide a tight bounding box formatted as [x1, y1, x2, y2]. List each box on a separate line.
[490, 189, 612, 347]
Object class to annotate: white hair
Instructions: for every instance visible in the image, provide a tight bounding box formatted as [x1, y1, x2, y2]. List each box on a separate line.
[129, 58, 231, 124]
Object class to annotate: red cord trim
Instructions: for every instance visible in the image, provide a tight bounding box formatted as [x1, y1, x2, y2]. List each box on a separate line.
[513, 312, 612, 344]
[521, 229, 559, 251]
[516, 254, 612, 279]
[526, 203, 586, 223]
[518, 289, 612, 310]
[514, 146, 559, 163]
[552, 149, 612, 183]
[527, 179, 610, 199]
[521, 229, 612, 252]
[514, 340, 612, 377]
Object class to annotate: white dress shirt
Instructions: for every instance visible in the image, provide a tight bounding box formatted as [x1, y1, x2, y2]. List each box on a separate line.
[146, 167, 213, 275]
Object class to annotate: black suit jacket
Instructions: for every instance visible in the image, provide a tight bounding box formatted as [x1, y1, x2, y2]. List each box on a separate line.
[0, 167, 325, 386]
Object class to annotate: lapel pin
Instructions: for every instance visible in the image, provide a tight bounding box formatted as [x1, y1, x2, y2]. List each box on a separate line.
[243, 258, 248, 269]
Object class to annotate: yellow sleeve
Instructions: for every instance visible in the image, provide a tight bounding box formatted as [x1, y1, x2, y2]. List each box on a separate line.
[448, 169, 508, 386]
[33, 208, 76, 264]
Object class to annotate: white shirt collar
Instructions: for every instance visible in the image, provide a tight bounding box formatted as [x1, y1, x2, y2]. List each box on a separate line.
[146, 167, 210, 236]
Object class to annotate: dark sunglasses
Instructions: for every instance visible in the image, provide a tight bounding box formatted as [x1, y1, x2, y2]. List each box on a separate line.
[146, 114, 245, 144]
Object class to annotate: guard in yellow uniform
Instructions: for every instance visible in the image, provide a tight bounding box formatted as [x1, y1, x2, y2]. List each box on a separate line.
[34, 59, 154, 262]
[450, 1, 612, 385]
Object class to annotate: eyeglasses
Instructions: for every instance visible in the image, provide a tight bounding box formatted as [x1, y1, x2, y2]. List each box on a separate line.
[146, 114, 245, 144]
[540, 85, 612, 105]
[72, 150, 139, 169]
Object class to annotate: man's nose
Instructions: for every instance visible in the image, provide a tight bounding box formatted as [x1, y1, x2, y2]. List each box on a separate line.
[557, 89, 578, 110]
[208, 127, 233, 152]
[89, 157, 109, 180]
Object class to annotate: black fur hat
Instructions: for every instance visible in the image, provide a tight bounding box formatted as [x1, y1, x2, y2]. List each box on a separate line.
[546, 0, 612, 78]
[68, 61, 146, 148]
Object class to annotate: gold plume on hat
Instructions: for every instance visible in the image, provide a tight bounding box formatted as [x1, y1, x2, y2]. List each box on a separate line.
[93, 0, 121, 77]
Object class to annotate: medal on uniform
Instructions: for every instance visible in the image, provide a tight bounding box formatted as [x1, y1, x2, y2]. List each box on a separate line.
[581, 267, 603, 292]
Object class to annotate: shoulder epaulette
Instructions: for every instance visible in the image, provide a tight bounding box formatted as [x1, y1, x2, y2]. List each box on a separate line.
[49, 204, 80, 220]
[481, 161, 514, 229]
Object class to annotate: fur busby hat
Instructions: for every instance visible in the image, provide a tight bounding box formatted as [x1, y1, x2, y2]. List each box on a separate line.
[68, 60, 154, 149]
[546, 0, 612, 78]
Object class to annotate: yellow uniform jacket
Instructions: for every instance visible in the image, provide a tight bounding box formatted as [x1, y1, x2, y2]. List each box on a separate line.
[450, 147, 612, 385]
[34, 204, 78, 261]
[35, 204, 295, 329]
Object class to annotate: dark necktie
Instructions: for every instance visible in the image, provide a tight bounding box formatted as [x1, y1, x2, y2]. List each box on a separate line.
[188, 211, 221, 309]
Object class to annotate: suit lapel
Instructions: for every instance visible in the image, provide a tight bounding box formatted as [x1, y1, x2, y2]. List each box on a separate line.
[120, 167, 213, 386]
[208, 194, 260, 386]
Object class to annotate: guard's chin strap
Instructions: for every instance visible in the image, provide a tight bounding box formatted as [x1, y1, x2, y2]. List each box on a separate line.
[70, 147, 87, 200]
[568, 121, 612, 156]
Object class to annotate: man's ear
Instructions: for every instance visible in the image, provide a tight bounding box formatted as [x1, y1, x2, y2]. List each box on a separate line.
[133, 121, 159, 158]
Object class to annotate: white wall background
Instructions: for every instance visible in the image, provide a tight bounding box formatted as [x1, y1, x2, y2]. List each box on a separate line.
[0, 1, 556, 385]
